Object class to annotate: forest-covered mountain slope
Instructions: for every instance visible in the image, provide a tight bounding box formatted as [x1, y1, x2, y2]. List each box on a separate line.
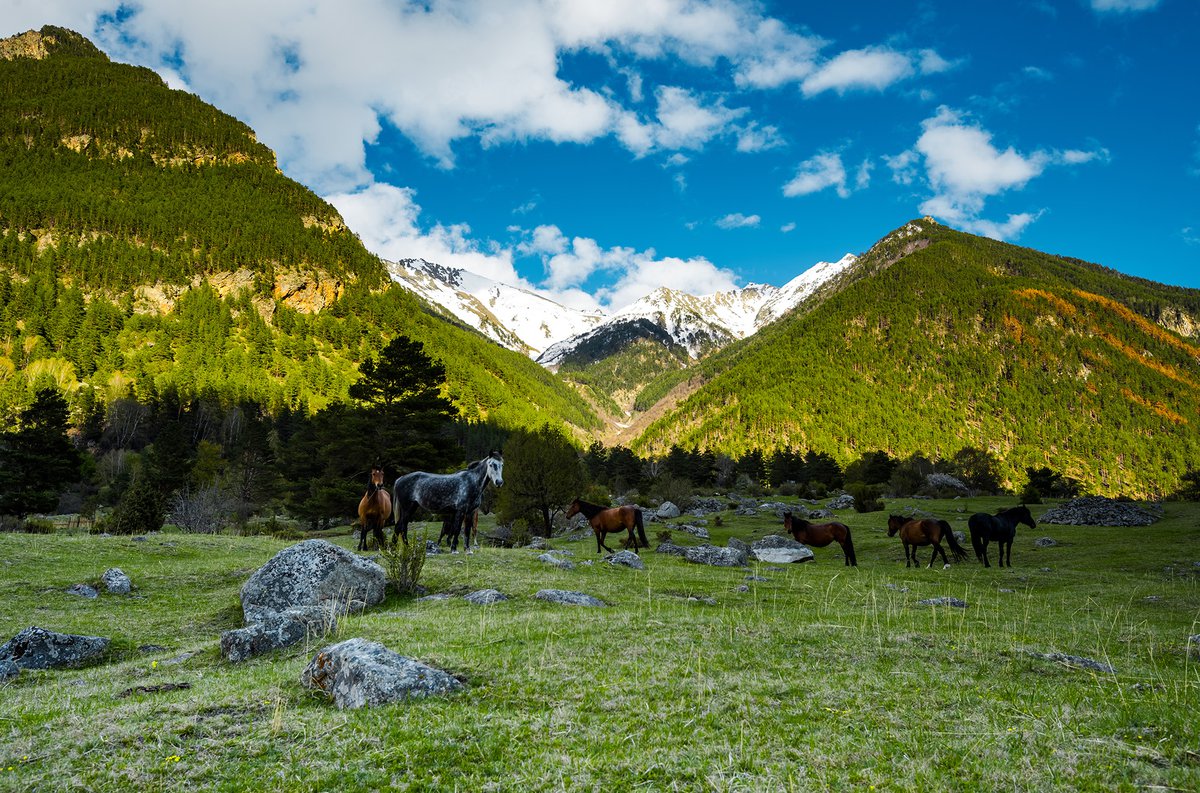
[631, 218, 1200, 497]
[0, 26, 600, 433]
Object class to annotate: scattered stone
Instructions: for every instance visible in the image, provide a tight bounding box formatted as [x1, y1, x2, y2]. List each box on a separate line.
[685, 595, 718, 605]
[1188, 635, 1200, 656]
[605, 550, 646, 570]
[220, 607, 334, 663]
[300, 638, 463, 709]
[537, 553, 575, 571]
[101, 568, 132, 594]
[1143, 595, 1163, 602]
[138, 644, 169, 654]
[744, 575, 769, 582]
[826, 493, 855, 510]
[682, 544, 748, 568]
[464, 589, 508, 605]
[534, 589, 606, 607]
[1034, 537, 1058, 548]
[750, 535, 814, 564]
[526, 536, 552, 551]
[689, 497, 732, 515]
[66, 584, 98, 599]
[656, 502, 681, 519]
[416, 593, 454, 602]
[734, 584, 750, 593]
[1040, 567, 1052, 573]
[238, 539, 386, 625]
[727, 537, 749, 553]
[655, 541, 688, 557]
[1039, 496, 1159, 526]
[131, 536, 147, 542]
[885, 584, 910, 593]
[675, 524, 710, 540]
[918, 597, 968, 608]
[161, 651, 199, 666]
[998, 588, 1015, 594]
[425, 540, 441, 555]
[0, 626, 110, 670]
[0, 660, 18, 682]
[1028, 650, 1115, 674]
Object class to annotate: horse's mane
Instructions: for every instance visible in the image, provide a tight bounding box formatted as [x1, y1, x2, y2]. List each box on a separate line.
[996, 505, 1030, 516]
[572, 499, 610, 519]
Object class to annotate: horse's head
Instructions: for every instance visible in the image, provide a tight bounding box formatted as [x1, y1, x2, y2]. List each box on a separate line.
[1020, 505, 1037, 528]
[484, 452, 504, 488]
[564, 499, 581, 519]
[782, 512, 792, 531]
[369, 466, 385, 486]
[886, 515, 904, 536]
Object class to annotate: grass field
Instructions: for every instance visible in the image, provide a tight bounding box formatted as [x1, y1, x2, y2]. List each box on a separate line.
[1, 497, 1198, 792]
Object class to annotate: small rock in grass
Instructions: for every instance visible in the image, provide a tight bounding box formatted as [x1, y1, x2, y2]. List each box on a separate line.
[0, 626, 110, 669]
[734, 584, 750, 593]
[101, 567, 132, 594]
[537, 553, 575, 571]
[605, 550, 645, 570]
[416, 593, 453, 602]
[918, 597, 967, 608]
[1034, 537, 1058, 548]
[1029, 650, 1115, 674]
[0, 659, 19, 682]
[464, 589, 508, 605]
[67, 584, 98, 599]
[534, 589, 606, 607]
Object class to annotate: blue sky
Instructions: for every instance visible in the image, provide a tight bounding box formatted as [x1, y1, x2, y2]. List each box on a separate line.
[9, 0, 1200, 309]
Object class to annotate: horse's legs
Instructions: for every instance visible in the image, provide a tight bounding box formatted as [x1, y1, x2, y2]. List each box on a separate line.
[904, 542, 912, 567]
[371, 518, 386, 552]
[932, 542, 948, 568]
[1002, 540, 1012, 568]
[597, 530, 614, 554]
[981, 539, 991, 568]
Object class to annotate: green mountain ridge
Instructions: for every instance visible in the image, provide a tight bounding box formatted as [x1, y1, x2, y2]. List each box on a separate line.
[630, 218, 1200, 497]
[0, 26, 600, 433]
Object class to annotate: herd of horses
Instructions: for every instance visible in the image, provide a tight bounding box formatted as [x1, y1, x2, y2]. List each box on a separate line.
[356, 457, 1038, 568]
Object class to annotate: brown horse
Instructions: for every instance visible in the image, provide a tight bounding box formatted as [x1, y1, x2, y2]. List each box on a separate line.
[357, 466, 392, 551]
[782, 513, 857, 566]
[887, 514, 969, 568]
[565, 498, 649, 554]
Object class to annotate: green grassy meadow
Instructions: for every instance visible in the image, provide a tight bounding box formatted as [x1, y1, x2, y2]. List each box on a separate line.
[1, 498, 1198, 792]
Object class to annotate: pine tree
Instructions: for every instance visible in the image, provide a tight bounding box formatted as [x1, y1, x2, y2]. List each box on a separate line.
[0, 388, 83, 517]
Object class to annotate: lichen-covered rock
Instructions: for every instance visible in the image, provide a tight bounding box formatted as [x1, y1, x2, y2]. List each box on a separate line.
[0, 626, 109, 669]
[239, 539, 386, 624]
[220, 608, 333, 663]
[1034, 537, 1058, 548]
[0, 659, 19, 682]
[537, 553, 575, 570]
[534, 589, 606, 607]
[655, 541, 688, 557]
[827, 493, 855, 510]
[464, 589, 508, 605]
[674, 524, 710, 540]
[300, 638, 462, 709]
[102, 568, 132, 594]
[656, 502, 681, 519]
[683, 544, 748, 567]
[750, 535, 814, 564]
[605, 550, 645, 570]
[1027, 650, 1115, 674]
[66, 583, 98, 599]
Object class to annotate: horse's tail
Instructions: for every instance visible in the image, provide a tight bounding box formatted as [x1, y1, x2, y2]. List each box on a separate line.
[966, 515, 985, 560]
[842, 524, 857, 566]
[941, 519, 970, 562]
[635, 509, 648, 550]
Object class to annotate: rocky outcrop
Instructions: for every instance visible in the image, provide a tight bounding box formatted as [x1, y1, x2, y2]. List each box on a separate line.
[750, 535, 814, 564]
[221, 607, 334, 664]
[0, 626, 109, 670]
[683, 544, 748, 568]
[605, 550, 645, 570]
[301, 638, 462, 709]
[656, 502, 681, 519]
[102, 568, 132, 594]
[1039, 496, 1159, 526]
[464, 589, 508, 605]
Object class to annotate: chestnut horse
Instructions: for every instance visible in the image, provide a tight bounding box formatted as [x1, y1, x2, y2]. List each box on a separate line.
[887, 514, 969, 568]
[357, 466, 393, 551]
[565, 498, 648, 554]
[782, 513, 857, 566]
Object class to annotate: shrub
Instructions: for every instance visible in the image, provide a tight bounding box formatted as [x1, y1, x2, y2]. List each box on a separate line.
[21, 517, 56, 534]
[1019, 483, 1043, 504]
[846, 482, 885, 513]
[656, 529, 672, 544]
[378, 531, 427, 595]
[654, 474, 694, 509]
[169, 484, 231, 534]
[510, 519, 532, 548]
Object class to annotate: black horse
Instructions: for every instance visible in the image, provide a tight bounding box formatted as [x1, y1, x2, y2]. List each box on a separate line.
[967, 505, 1036, 568]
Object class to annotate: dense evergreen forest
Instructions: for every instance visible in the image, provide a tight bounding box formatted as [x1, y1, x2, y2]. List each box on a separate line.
[634, 221, 1200, 497]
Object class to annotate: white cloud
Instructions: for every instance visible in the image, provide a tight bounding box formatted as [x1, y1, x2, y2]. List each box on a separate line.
[599, 254, 740, 311]
[716, 213, 761, 229]
[1090, 0, 1161, 13]
[780, 222, 797, 233]
[735, 121, 786, 152]
[327, 182, 526, 285]
[855, 159, 874, 191]
[895, 106, 1106, 239]
[800, 45, 952, 97]
[648, 86, 747, 151]
[783, 152, 850, 198]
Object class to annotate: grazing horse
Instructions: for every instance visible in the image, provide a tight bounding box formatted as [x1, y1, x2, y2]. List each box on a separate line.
[887, 514, 970, 568]
[357, 465, 392, 551]
[392, 451, 504, 552]
[968, 505, 1036, 568]
[565, 498, 648, 554]
[782, 513, 857, 566]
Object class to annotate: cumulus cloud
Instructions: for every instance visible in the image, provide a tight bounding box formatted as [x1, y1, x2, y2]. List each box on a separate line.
[783, 151, 871, 199]
[734, 121, 786, 152]
[893, 106, 1106, 239]
[1090, 0, 1161, 13]
[327, 182, 526, 286]
[716, 213, 761, 229]
[800, 45, 953, 97]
